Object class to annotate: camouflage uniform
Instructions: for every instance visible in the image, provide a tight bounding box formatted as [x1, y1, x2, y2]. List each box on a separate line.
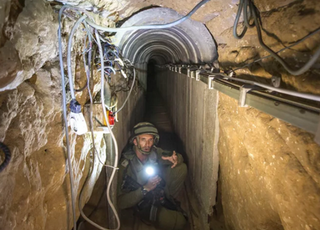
[117, 145, 187, 230]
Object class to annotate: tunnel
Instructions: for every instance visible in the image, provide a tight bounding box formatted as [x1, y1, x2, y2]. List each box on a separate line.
[0, 0, 320, 230]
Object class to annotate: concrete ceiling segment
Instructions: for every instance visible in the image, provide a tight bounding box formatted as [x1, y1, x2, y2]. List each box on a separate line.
[137, 45, 178, 64]
[123, 29, 192, 63]
[114, 7, 218, 65]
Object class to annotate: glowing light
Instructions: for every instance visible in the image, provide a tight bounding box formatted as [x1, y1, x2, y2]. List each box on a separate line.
[145, 166, 155, 176]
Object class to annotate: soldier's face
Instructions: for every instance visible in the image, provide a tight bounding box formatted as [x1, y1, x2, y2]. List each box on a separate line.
[134, 134, 154, 153]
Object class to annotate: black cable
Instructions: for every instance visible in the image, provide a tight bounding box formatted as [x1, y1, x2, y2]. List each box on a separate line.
[74, 82, 88, 92]
[233, 0, 320, 75]
[233, 0, 254, 39]
[0, 142, 11, 172]
[251, 4, 320, 75]
[233, 27, 320, 71]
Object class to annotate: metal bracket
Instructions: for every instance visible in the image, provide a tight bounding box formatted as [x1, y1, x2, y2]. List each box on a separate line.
[271, 76, 281, 88]
[208, 75, 223, 89]
[208, 75, 215, 89]
[190, 70, 195, 79]
[239, 85, 254, 107]
[315, 117, 320, 145]
[196, 70, 202, 81]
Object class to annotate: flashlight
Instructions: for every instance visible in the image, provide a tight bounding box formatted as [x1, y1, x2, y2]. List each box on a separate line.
[145, 166, 155, 177]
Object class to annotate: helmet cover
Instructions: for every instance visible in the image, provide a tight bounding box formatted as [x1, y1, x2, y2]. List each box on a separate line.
[130, 122, 159, 145]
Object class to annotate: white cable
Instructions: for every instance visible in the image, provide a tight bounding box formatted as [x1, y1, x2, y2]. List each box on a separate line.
[222, 75, 320, 102]
[85, 0, 210, 32]
[79, 31, 118, 230]
[67, 14, 87, 99]
[114, 67, 136, 114]
[97, 28, 121, 230]
[79, 29, 121, 230]
[58, 5, 78, 230]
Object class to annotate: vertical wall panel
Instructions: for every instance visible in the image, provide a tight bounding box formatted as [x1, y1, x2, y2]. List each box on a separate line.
[155, 69, 220, 229]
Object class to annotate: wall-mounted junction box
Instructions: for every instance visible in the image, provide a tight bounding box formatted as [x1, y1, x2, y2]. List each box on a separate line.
[83, 103, 114, 133]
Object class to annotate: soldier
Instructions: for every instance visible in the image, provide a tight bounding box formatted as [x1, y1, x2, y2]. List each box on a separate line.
[117, 122, 187, 230]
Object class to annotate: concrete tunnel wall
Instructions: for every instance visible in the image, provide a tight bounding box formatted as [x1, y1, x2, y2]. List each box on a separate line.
[155, 69, 220, 229]
[154, 68, 320, 230]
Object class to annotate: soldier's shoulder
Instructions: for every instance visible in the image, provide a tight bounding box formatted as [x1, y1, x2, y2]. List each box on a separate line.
[119, 148, 135, 168]
[120, 158, 129, 168]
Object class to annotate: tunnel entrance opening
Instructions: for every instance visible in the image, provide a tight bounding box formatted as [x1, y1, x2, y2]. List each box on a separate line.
[147, 60, 157, 92]
[114, 7, 218, 65]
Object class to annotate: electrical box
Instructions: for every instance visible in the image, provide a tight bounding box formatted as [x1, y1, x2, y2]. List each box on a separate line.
[83, 103, 115, 133]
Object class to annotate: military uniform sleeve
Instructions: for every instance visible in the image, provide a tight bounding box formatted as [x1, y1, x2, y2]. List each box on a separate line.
[156, 147, 184, 166]
[117, 159, 144, 210]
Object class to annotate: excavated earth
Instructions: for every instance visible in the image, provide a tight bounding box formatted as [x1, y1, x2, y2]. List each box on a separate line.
[0, 0, 320, 230]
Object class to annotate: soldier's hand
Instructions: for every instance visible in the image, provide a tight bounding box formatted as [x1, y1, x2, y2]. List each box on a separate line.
[143, 176, 162, 192]
[162, 150, 178, 168]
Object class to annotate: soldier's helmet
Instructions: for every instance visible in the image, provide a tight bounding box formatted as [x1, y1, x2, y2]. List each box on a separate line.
[129, 122, 159, 144]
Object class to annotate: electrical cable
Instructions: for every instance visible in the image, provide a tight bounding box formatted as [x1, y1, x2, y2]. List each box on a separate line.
[96, 29, 120, 229]
[78, 146, 95, 229]
[0, 142, 11, 172]
[221, 75, 320, 102]
[114, 67, 136, 114]
[233, 27, 320, 71]
[233, 0, 320, 75]
[78, 28, 118, 230]
[78, 29, 120, 230]
[233, 0, 249, 39]
[74, 82, 88, 92]
[104, 66, 116, 74]
[251, 5, 320, 76]
[67, 14, 87, 99]
[78, 165, 107, 230]
[85, 0, 210, 32]
[58, 6, 78, 230]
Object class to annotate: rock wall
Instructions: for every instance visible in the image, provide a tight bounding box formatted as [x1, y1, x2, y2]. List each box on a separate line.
[218, 93, 320, 230]
[0, 0, 145, 229]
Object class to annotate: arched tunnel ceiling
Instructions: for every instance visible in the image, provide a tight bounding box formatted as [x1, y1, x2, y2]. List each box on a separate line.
[114, 7, 218, 65]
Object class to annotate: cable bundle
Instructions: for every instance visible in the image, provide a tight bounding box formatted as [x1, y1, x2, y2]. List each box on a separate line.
[57, 1, 211, 229]
[233, 0, 320, 75]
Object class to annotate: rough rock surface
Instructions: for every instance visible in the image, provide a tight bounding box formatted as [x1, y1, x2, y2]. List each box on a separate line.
[218, 93, 320, 230]
[0, 0, 144, 230]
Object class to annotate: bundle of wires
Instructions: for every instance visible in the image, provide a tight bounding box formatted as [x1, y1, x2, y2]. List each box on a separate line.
[233, 0, 320, 75]
[57, 1, 211, 230]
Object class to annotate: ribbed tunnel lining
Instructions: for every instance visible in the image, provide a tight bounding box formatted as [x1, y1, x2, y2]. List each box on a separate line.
[114, 7, 218, 65]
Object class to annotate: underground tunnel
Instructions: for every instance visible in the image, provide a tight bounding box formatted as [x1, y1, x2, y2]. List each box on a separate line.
[0, 0, 320, 230]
